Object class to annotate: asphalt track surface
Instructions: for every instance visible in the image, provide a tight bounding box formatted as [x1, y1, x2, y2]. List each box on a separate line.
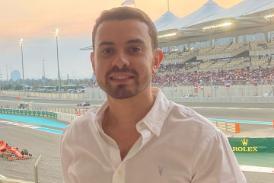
[1, 101, 274, 183]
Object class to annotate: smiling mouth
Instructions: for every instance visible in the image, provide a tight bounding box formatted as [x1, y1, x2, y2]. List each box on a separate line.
[110, 75, 135, 81]
[109, 72, 136, 81]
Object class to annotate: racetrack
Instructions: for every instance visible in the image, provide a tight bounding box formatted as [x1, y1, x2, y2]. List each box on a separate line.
[0, 124, 63, 183]
[1, 102, 274, 183]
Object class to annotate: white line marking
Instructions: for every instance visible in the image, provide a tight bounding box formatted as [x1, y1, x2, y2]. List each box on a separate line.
[0, 119, 61, 135]
[0, 120, 37, 130]
[191, 106, 274, 111]
[0, 174, 7, 179]
[240, 165, 274, 174]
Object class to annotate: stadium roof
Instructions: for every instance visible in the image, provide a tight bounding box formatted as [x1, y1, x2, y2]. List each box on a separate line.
[81, 0, 274, 50]
[170, 0, 224, 29]
[157, 0, 274, 32]
[155, 0, 224, 31]
[155, 11, 180, 31]
[251, 0, 274, 14]
[197, 0, 274, 25]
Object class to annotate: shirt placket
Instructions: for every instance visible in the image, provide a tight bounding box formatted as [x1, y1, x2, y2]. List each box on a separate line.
[112, 162, 126, 183]
[98, 120, 154, 183]
[110, 137, 140, 183]
[111, 131, 152, 183]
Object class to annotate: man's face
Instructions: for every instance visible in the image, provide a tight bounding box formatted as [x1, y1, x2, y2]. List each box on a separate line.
[92, 19, 162, 99]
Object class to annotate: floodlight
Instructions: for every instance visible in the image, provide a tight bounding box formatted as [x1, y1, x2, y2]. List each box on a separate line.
[19, 38, 23, 46]
[55, 28, 59, 37]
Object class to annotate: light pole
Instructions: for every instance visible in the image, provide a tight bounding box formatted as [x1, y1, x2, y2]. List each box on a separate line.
[19, 38, 25, 80]
[0, 69, 2, 91]
[55, 28, 61, 92]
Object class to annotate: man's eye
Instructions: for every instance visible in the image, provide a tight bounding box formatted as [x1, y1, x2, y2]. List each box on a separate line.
[128, 47, 142, 54]
[101, 48, 114, 56]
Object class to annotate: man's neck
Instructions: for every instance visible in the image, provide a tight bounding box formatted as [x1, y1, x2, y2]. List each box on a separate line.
[105, 87, 156, 128]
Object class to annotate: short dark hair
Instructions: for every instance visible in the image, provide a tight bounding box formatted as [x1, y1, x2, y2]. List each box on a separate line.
[92, 7, 158, 50]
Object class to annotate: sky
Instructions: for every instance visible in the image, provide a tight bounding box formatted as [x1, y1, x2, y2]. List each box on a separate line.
[0, 0, 242, 80]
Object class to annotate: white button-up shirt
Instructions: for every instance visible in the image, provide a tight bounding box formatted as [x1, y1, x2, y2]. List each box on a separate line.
[61, 89, 246, 183]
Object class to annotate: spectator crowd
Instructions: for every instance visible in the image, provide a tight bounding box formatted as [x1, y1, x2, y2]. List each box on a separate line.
[153, 65, 274, 87]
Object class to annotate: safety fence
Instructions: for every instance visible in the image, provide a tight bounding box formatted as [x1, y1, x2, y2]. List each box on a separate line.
[56, 112, 78, 123]
[0, 103, 91, 116]
[1, 85, 274, 102]
[0, 90, 87, 100]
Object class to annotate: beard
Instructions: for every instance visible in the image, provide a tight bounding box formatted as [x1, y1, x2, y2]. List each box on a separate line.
[108, 84, 138, 99]
[98, 66, 150, 99]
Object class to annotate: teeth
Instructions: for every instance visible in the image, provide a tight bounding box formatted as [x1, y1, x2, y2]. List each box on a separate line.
[111, 74, 133, 80]
[113, 76, 130, 79]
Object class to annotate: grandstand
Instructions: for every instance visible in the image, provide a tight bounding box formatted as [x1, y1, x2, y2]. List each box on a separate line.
[80, 1, 274, 99]
[154, 0, 274, 88]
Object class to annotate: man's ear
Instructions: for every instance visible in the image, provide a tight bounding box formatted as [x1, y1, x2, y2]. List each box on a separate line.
[90, 51, 95, 74]
[152, 48, 164, 74]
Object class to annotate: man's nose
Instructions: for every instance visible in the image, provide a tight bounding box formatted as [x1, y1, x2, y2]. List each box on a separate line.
[112, 51, 130, 68]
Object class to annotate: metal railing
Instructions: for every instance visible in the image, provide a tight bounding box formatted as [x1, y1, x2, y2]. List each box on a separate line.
[34, 155, 42, 183]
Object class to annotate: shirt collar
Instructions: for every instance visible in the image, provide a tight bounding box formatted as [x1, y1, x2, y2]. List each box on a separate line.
[94, 88, 172, 137]
[140, 88, 171, 136]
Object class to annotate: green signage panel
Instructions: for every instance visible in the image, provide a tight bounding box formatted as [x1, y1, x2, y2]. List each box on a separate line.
[229, 137, 274, 153]
[0, 108, 58, 120]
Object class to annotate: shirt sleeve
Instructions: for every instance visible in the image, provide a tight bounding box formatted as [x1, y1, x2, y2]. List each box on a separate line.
[191, 131, 247, 183]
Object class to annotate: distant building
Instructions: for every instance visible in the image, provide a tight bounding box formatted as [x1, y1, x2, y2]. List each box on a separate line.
[11, 70, 21, 81]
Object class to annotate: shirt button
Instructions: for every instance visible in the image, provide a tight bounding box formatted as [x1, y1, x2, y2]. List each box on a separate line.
[142, 129, 151, 138]
[118, 169, 122, 176]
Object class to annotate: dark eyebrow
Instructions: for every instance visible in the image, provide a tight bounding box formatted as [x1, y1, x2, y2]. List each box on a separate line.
[98, 39, 145, 47]
[127, 39, 145, 45]
[98, 41, 114, 47]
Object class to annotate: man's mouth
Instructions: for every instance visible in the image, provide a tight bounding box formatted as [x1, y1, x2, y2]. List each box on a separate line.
[109, 73, 135, 81]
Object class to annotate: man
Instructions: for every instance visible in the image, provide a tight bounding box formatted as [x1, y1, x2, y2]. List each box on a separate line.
[61, 7, 246, 183]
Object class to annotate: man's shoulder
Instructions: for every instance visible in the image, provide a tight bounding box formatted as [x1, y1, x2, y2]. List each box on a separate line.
[167, 102, 220, 136]
[62, 109, 97, 141]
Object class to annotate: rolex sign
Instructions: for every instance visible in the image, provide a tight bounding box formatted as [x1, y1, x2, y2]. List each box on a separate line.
[228, 138, 274, 153]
